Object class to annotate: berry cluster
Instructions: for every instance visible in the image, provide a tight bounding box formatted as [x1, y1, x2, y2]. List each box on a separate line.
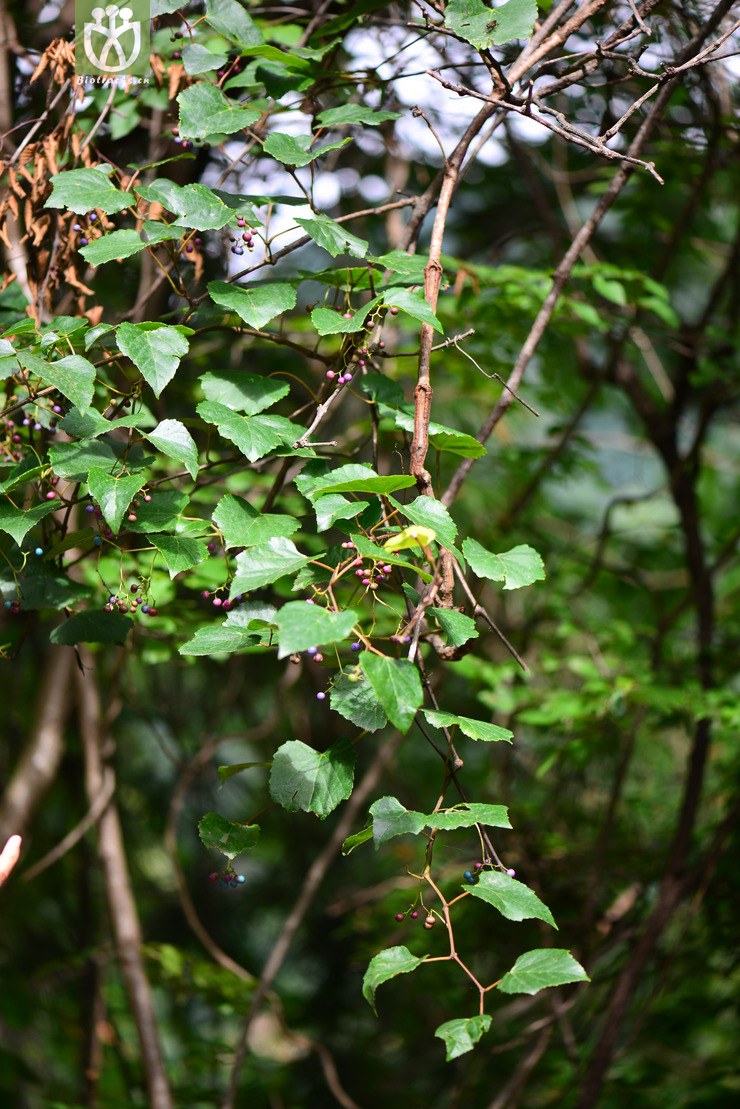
[103, 580, 158, 617]
[72, 211, 104, 249]
[228, 217, 256, 256]
[208, 870, 246, 889]
[200, 589, 246, 612]
[395, 909, 436, 930]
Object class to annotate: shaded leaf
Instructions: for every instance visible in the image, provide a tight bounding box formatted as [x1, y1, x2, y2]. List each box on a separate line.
[362, 946, 426, 1015]
[429, 608, 478, 648]
[50, 611, 132, 646]
[87, 468, 147, 533]
[0, 500, 57, 545]
[435, 1015, 492, 1061]
[179, 622, 261, 656]
[330, 673, 388, 732]
[269, 737, 355, 819]
[198, 812, 260, 860]
[360, 654, 423, 733]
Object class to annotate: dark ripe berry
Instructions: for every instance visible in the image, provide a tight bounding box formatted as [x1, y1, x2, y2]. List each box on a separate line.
[410, 910, 419, 919]
[207, 541, 216, 553]
[232, 246, 244, 255]
[103, 603, 114, 612]
[11, 434, 21, 443]
[172, 51, 181, 59]
[93, 536, 102, 546]
[117, 603, 128, 615]
[394, 913, 405, 923]
[147, 607, 158, 616]
[130, 583, 138, 592]
[390, 306, 399, 315]
[195, 237, 202, 246]
[209, 872, 219, 882]
[424, 915, 435, 929]
[463, 870, 476, 884]
[201, 590, 210, 599]
[316, 691, 326, 701]
[185, 244, 193, 253]
[350, 642, 361, 652]
[79, 237, 88, 247]
[222, 600, 232, 611]
[473, 861, 483, 871]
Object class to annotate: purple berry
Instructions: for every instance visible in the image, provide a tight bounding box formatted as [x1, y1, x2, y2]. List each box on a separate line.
[506, 868, 516, 878]
[212, 597, 223, 607]
[410, 910, 419, 919]
[325, 370, 336, 380]
[395, 913, 405, 923]
[306, 646, 318, 656]
[52, 405, 62, 414]
[350, 642, 361, 652]
[79, 237, 88, 247]
[45, 490, 57, 500]
[141, 604, 150, 613]
[316, 691, 326, 701]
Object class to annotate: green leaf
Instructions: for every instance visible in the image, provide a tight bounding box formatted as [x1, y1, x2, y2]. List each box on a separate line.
[445, 0, 537, 49]
[330, 673, 388, 732]
[426, 803, 511, 831]
[462, 539, 545, 590]
[310, 302, 375, 335]
[197, 813, 260, 860]
[0, 499, 57, 545]
[207, 281, 297, 329]
[384, 288, 443, 333]
[45, 168, 131, 215]
[389, 409, 486, 458]
[148, 534, 208, 578]
[50, 611, 133, 646]
[593, 274, 627, 306]
[14, 563, 92, 610]
[199, 370, 289, 414]
[362, 946, 426, 1015]
[177, 84, 260, 141]
[429, 608, 478, 648]
[136, 182, 239, 232]
[263, 132, 352, 167]
[87, 468, 147, 533]
[467, 872, 557, 927]
[59, 408, 145, 439]
[182, 43, 228, 75]
[314, 493, 369, 532]
[18, 351, 96, 412]
[116, 323, 189, 397]
[316, 105, 400, 127]
[393, 495, 458, 550]
[274, 601, 357, 659]
[80, 229, 150, 265]
[341, 823, 374, 855]
[370, 251, 429, 282]
[125, 491, 188, 534]
[269, 737, 355, 819]
[197, 400, 295, 462]
[213, 494, 298, 549]
[205, 0, 263, 46]
[48, 439, 151, 481]
[423, 709, 513, 744]
[310, 464, 416, 497]
[360, 654, 423, 734]
[498, 949, 590, 995]
[217, 761, 270, 784]
[145, 419, 199, 479]
[294, 214, 368, 258]
[179, 622, 261, 656]
[230, 537, 314, 594]
[369, 796, 427, 847]
[435, 1015, 492, 1061]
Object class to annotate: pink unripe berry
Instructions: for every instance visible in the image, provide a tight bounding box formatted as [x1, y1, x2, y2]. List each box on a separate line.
[212, 597, 223, 607]
[45, 490, 57, 500]
[394, 913, 405, 923]
[506, 868, 516, 878]
[326, 370, 336, 380]
[390, 306, 399, 315]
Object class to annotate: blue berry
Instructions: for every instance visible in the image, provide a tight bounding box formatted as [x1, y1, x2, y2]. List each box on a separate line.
[141, 604, 150, 613]
[463, 870, 476, 884]
[85, 504, 95, 513]
[236, 874, 246, 884]
[3, 600, 11, 609]
[306, 646, 318, 656]
[350, 641, 361, 652]
[93, 536, 102, 546]
[34, 547, 43, 556]
[79, 237, 88, 246]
